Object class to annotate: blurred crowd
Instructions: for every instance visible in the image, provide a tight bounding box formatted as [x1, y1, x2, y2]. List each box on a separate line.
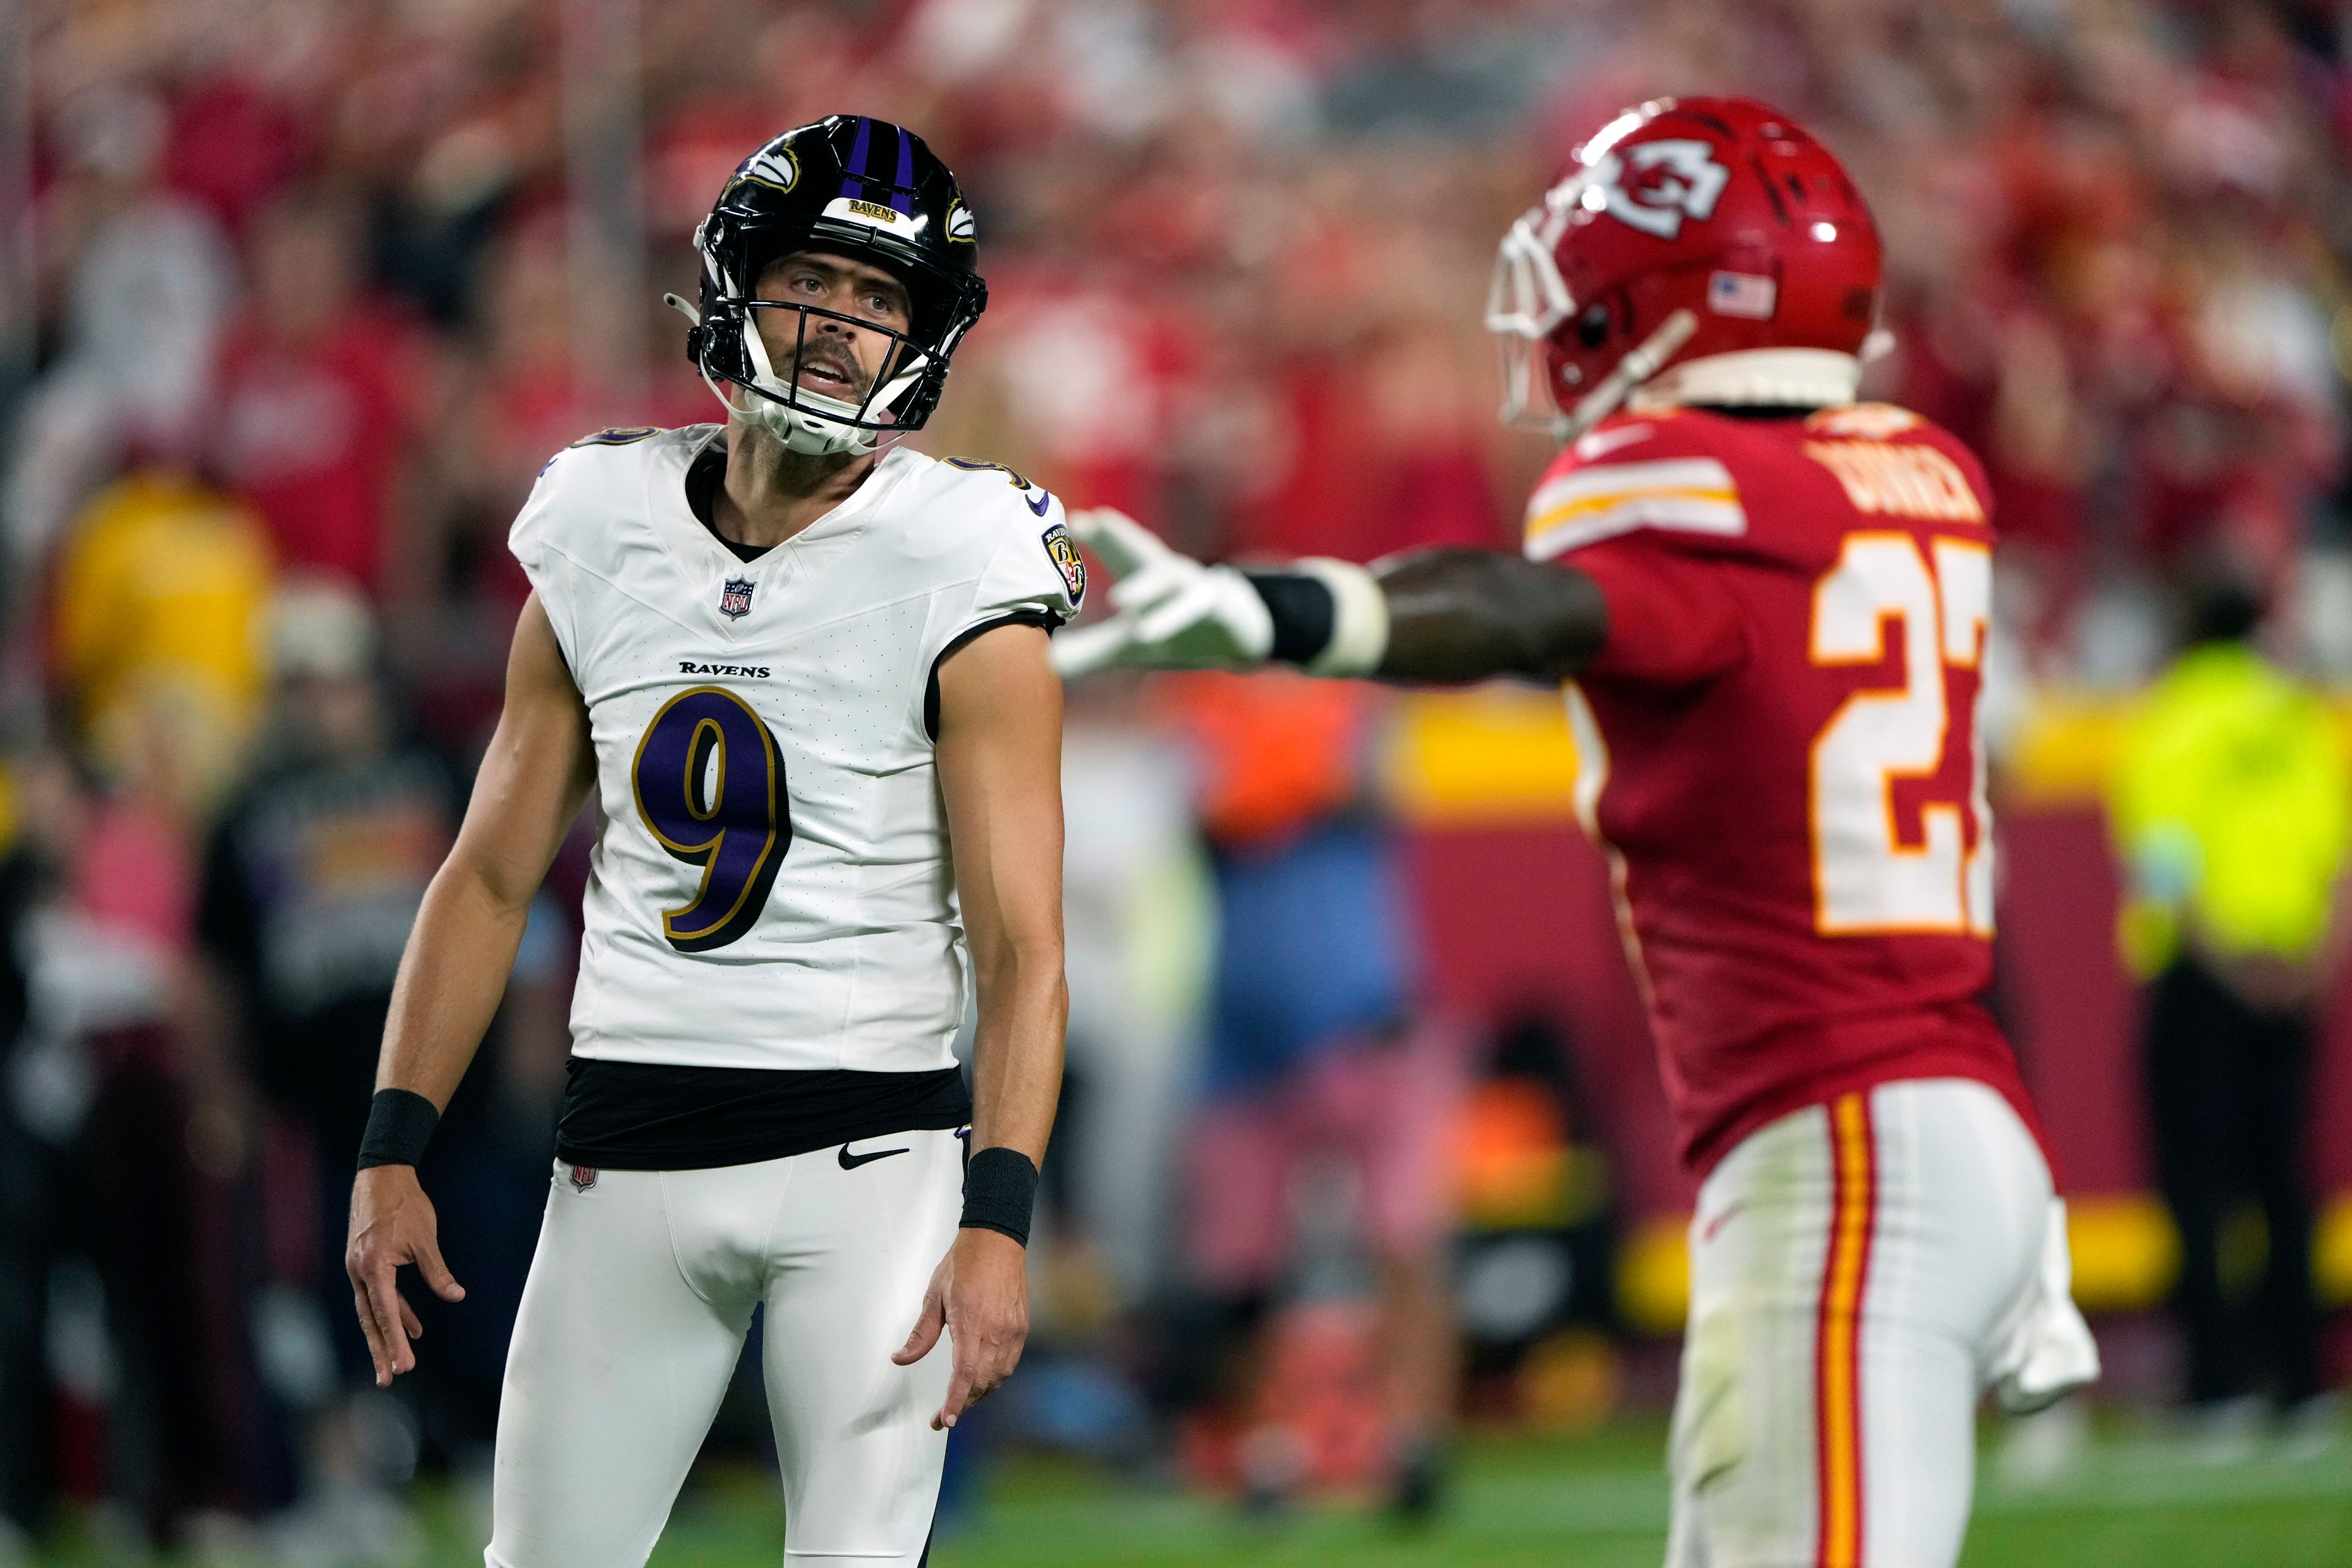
[4, 0, 2352, 1555]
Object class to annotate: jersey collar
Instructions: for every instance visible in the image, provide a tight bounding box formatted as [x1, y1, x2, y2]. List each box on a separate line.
[646, 431, 916, 638]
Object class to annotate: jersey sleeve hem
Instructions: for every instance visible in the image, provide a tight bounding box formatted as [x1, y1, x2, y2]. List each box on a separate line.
[923, 608, 1060, 741]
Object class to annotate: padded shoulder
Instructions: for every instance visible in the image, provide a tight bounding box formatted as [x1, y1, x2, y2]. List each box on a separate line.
[510, 424, 715, 571]
[901, 453, 1087, 622]
[508, 424, 715, 669]
[1521, 411, 1749, 563]
[1523, 403, 1992, 567]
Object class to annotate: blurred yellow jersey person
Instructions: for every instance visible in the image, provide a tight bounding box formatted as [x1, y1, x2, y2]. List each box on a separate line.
[53, 469, 274, 809]
[2109, 635, 2352, 974]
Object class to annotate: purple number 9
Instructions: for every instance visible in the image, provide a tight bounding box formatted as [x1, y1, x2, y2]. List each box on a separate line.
[630, 687, 790, 951]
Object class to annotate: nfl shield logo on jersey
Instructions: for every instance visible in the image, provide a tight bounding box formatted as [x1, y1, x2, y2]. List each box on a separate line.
[718, 576, 756, 620]
[568, 1164, 598, 1192]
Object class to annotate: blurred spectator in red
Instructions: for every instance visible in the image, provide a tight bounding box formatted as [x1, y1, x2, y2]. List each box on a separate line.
[404, 212, 597, 744]
[165, 72, 309, 237]
[1234, 307, 1509, 562]
[213, 189, 428, 605]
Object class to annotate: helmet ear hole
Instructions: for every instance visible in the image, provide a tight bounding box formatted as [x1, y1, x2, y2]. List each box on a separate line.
[1576, 301, 1613, 350]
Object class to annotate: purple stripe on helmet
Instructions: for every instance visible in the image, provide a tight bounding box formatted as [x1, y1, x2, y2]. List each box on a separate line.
[840, 116, 874, 200]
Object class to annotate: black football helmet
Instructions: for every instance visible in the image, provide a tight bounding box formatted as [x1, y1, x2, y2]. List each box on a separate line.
[679, 116, 986, 454]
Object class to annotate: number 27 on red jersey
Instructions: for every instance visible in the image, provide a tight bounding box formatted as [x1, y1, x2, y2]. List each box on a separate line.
[1810, 532, 1992, 938]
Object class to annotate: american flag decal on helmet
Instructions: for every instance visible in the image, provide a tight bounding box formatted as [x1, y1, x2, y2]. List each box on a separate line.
[720, 576, 756, 619]
[1708, 270, 1777, 320]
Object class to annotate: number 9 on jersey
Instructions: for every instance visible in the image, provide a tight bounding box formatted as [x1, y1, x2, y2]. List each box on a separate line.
[631, 687, 791, 952]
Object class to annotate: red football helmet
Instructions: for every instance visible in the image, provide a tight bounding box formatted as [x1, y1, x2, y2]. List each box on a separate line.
[1485, 96, 1883, 440]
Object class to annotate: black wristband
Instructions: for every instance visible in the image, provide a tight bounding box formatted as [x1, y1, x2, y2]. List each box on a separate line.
[357, 1088, 441, 1170]
[959, 1146, 1040, 1248]
[1242, 570, 1337, 666]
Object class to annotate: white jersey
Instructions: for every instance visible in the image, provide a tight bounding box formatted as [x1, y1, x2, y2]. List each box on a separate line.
[509, 424, 1084, 1073]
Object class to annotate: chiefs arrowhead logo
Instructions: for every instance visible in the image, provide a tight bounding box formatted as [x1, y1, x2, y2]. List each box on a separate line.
[1589, 140, 1729, 240]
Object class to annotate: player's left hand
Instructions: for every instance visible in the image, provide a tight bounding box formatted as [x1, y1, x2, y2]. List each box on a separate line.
[893, 1226, 1029, 1430]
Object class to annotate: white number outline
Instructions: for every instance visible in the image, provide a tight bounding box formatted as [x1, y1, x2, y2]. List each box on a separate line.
[1808, 533, 1993, 936]
[1934, 539, 1994, 936]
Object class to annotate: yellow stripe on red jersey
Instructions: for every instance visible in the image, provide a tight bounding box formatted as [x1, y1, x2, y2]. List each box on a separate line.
[1523, 456, 1745, 562]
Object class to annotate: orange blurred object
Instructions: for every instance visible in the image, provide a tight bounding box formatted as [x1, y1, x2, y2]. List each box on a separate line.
[1454, 1077, 1575, 1230]
[1155, 670, 1378, 850]
[1518, 1329, 1623, 1435]
[1180, 1300, 1392, 1499]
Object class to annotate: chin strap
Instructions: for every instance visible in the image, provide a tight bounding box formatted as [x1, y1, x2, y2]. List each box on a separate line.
[672, 292, 774, 439]
[738, 315, 870, 454]
[669, 289, 880, 454]
[671, 291, 935, 456]
[1554, 309, 1699, 445]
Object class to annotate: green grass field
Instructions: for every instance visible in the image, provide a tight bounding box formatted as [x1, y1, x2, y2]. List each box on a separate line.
[34, 1415, 2348, 1565]
[611, 1418, 2352, 1568]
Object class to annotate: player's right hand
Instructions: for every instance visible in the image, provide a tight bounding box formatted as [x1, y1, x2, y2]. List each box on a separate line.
[345, 1164, 466, 1387]
[1050, 507, 1274, 678]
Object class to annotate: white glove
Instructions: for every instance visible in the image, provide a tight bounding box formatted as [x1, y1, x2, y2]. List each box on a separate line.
[1050, 507, 1274, 679]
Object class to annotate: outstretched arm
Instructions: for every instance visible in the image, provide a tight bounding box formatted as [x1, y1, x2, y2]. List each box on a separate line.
[1371, 548, 1608, 684]
[1052, 509, 1608, 687]
[345, 593, 595, 1385]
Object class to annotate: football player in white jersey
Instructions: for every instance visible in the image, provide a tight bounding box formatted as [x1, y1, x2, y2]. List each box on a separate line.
[342, 118, 1085, 1568]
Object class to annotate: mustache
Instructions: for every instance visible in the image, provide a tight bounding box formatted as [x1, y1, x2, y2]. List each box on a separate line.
[792, 341, 872, 395]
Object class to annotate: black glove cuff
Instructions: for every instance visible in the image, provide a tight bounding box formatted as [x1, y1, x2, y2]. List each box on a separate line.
[357, 1088, 441, 1170]
[1242, 570, 1337, 666]
[959, 1145, 1040, 1248]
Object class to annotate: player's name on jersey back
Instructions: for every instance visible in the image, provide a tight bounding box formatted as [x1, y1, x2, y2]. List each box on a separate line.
[1803, 439, 1983, 523]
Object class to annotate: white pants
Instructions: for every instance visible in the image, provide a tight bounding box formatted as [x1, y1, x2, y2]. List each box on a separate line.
[486, 1129, 963, 1568]
[1665, 1079, 2068, 1568]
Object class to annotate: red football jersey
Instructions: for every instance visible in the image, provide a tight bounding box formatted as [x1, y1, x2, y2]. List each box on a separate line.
[1522, 403, 2044, 1177]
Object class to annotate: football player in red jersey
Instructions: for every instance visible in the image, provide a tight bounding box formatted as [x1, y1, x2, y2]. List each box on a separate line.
[1057, 98, 2098, 1567]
